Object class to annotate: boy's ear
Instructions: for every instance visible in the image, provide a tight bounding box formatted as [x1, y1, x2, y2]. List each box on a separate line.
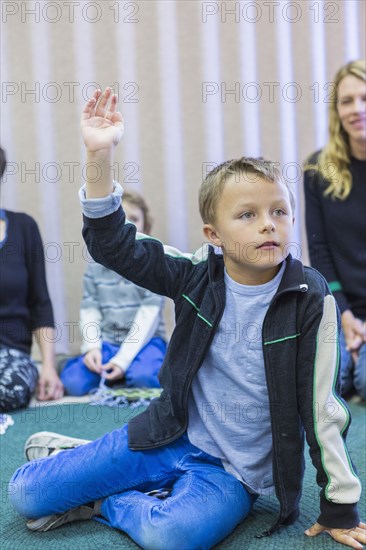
[203, 224, 222, 247]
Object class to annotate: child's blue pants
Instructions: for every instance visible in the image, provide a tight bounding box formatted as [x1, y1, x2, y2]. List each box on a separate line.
[60, 337, 166, 395]
[9, 424, 255, 549]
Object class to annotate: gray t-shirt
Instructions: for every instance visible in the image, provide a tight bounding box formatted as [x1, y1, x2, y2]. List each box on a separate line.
[187, 262, 286, 495]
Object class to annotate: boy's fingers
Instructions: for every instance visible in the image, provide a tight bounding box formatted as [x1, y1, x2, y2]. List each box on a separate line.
[107, 94, 118, 113]
[306, 523, 366, 549]
[95, 87, 111, 116]
[81, 90, 101, 120]
[332, 532, 363, 550]
[81, 99, 95, 122]
[305, 523, 324, 536]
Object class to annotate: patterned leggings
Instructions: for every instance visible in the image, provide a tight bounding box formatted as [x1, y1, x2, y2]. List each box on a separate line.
[0, 348, 39, 412]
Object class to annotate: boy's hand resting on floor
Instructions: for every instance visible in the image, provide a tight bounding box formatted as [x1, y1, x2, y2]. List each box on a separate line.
[81, 87, 124, 153]
[305, 521, 366, 549]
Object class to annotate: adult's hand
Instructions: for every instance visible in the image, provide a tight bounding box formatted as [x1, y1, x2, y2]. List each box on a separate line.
[342, 310, 366, 362]
[37, 368, 64, 401]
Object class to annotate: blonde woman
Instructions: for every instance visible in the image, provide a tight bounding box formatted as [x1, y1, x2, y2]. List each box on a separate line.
[304, 60, 366, 400]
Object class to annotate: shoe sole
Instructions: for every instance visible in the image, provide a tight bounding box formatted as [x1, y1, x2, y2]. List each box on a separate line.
[26, 504, 98, 532]
[25, 431, 91, 461]
[27, 515, 55, 531]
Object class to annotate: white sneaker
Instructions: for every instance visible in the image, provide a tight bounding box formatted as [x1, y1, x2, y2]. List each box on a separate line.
[26, 500, 102, 532]
[24, 431, 91, 461]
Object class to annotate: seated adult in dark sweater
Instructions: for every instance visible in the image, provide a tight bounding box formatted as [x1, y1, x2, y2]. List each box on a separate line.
[0, 147, 63, 411]
[304, 60, 366, 400]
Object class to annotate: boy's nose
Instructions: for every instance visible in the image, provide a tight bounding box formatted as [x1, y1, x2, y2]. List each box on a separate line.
[261, 219, 275, 232]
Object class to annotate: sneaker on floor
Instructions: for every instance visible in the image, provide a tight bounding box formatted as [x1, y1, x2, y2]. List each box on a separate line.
[24, 431, 92, 461]
[26, 500, 101, 532]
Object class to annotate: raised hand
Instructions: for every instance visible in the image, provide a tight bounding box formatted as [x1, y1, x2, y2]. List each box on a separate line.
[81, 87, 124, 153]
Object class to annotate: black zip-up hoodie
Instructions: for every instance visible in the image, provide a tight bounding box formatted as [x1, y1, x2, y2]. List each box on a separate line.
[83, 205, 361, 535]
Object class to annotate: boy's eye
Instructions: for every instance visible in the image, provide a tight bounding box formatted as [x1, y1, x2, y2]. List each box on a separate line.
[273, 208, 286, 216]
[240, 211, 254, 219]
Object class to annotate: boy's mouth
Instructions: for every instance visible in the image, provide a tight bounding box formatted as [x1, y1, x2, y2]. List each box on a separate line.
[256, 241, 280, 249]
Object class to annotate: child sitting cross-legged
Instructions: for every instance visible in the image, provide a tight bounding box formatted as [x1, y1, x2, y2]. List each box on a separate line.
[60, 189, 167, 395]
[9, 88, 365, 550]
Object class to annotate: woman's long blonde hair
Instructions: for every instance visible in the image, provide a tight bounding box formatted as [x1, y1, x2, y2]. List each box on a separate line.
[305, 59, 366, 200]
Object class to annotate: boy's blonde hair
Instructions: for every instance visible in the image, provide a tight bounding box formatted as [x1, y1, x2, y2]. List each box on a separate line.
[123, 189, 153, 235]
[304, 59, 366, 200]
[199, 157, 295, 224]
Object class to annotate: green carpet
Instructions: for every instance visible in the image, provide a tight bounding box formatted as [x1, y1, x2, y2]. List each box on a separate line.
[1, 402, 365, 550]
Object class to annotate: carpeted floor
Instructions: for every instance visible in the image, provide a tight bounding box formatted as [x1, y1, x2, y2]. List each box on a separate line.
[1, 401, 365, 550]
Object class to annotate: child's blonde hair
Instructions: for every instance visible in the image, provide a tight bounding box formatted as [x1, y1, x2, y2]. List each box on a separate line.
[304, 59, 366, 200]
[123, 189, 153, 235]
[199, 157, 295, 224]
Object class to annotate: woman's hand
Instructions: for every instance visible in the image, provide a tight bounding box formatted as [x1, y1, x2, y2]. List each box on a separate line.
[342, 310, 366, 361]
[37, 367, 64, 401]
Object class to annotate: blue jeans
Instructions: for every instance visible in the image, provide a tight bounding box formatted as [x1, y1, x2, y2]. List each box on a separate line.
[60, 337, 166, 396]
[9, 425, 255, 549]
[340, 331, 366, 400]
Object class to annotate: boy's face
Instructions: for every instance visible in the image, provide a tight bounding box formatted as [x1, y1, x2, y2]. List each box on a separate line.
[124, 201, 145, 233]
[203, 173, 295, 285]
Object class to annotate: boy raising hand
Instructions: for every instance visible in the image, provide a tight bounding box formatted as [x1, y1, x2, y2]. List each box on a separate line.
[10, 88, 365, 550]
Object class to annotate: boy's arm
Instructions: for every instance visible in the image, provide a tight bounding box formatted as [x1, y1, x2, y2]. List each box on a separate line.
[296, 288, 365, 548]
[80, 88, 203, 299]
[81, 87, 122, 199]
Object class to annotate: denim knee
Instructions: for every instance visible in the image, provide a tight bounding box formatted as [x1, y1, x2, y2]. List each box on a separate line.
[8, 463, 43, 519]
[61, 370, 100, 396]
[138, 515, 202, 550]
